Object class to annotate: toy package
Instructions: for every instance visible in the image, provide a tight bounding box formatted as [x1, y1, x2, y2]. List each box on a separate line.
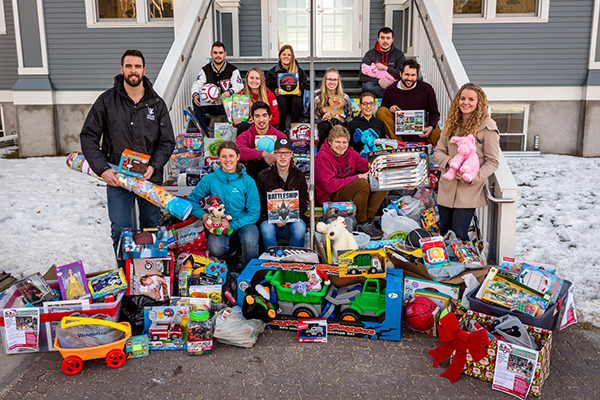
[14, 273, 58, 306]
[118, 149, 150, 179]
[143, 305, 190, 350]
[55, 261, 90, 301]
[517, 264, 563, 304]
[222, 94, 250, 124]
[204, 137, 224, 157]
[126, 256, 174, 300]
[368, 147, 430, 191]
[451, 243, 485, 266]
[337, 248, 387, 279]
[121, 227, 168, 260]
[289, 123, 311, 151]
[87, 269, 127, 300]
[419, 236, 449, 268]
[403, 276, 459, 304]
[420, 206, 440, 232]
[277, 72, 300, 95]
[499, 257, 557, 275]
[214, 122, 236, 140]
[126, 335, 150, 359]
[255, 135, 277, 153]
[176, 134, 203, 152]
[298, 319, 327, 343]
[394, 109, 425, 136]
[267, 190, 300, 224]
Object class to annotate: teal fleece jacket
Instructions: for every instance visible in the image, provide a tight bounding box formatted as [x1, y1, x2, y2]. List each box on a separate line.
[187, 166, 260, 231]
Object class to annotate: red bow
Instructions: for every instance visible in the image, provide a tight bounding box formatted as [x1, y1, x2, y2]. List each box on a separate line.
[428, 312, 490, 383]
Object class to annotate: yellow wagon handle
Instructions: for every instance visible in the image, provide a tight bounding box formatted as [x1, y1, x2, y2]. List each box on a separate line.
[60, 316, 132, 334]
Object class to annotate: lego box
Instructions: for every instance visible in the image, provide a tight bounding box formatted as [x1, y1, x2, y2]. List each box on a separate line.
[237, 259, 403, 342]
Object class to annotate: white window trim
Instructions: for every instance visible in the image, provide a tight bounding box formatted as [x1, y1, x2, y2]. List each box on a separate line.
[589, 0, 600, 69]
[215, 0, 241, 57]
[454, 0, 549, 24]
[0, 105, 5, 137]
[12, 0, 49, 75]
[0, 0, 6, 35]
[489, 103, 530, 152]
[84, 0, 174, 28]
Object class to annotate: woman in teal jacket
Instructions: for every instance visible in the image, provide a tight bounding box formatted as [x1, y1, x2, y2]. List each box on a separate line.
[187, 141, 260, 269]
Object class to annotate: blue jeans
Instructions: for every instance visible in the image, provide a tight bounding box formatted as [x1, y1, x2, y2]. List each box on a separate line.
[362, 81, 385, 98]
[207, 223, 259, 268]
[437, 205, 475, 241]
[260, 220, 307, 250]
[106, 186, 161, 269]
[193, 102, 225, 133]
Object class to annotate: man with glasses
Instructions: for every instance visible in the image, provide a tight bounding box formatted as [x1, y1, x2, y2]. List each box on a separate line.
[348, 92, 387, 153]
[236, 101, 288, 180]
[257, 138, 308, 250]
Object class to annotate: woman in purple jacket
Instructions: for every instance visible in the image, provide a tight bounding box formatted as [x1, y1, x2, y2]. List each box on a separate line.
[314, 125, 386, 239]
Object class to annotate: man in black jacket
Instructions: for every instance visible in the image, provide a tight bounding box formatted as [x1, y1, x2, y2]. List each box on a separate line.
[80, 49, 175, 268]
[359, 27, 406, 98]
[257, 138, 308, 250]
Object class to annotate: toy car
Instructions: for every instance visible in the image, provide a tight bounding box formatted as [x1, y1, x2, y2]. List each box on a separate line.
[149, 321, 183, 341]
[304, 325, 324, 337]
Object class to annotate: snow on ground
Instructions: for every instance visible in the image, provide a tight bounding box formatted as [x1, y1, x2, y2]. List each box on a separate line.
[0, 148, 598, 325]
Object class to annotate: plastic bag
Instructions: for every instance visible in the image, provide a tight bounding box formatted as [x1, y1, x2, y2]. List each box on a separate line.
[491, 315, 538, 350]
[213, 306, 265, 348]
[120, 295, 170, 331]
[55, 315, 125, 349]
[380, 208, 420, 240]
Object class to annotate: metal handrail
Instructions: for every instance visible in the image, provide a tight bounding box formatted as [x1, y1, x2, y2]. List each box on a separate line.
[486, 184, 515, 203]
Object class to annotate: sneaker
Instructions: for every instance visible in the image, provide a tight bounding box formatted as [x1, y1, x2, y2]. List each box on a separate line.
[356, 221, 383, 240]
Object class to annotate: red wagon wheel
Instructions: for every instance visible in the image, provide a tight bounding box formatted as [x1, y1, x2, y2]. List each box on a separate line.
[105, 349, 126, 368]
[62, 355, 83, 375]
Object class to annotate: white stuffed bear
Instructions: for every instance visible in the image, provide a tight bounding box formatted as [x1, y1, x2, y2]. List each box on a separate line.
[316, 216, 358, 262]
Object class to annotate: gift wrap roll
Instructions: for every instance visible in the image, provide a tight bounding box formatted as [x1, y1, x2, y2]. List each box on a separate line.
[66, 152, 192, 220]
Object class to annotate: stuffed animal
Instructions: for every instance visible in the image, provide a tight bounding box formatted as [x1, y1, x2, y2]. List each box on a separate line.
[353, 128, 380, 158]
[242, 284, 278, 323]
[322, 95, 345, 118]
[307, 270, 331, 292]
[442, 134, 480, 183]
[206, 196, 233, 235]
[361, 63, 396, 86]
[316, 216, 358, 262]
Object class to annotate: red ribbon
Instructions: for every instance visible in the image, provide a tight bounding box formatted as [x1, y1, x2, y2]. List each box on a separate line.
[428, 312, 490, 383]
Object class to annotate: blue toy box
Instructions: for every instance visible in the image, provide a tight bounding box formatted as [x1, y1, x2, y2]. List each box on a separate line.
[121, 227, 168, 260]
[238, 259, 403, 342]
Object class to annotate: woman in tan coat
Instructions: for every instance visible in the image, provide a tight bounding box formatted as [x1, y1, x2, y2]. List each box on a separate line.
[433, 83, 500, 240]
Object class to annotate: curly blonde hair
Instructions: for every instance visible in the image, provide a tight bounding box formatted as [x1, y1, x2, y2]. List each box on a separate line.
[318, 68, 345, 112]
[442, 82, 489, 138]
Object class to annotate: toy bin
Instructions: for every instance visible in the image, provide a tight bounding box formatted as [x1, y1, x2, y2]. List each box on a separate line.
[0, 284, 123, 354]
[263, 270, 328, 303]
[466, 279, 571, 331]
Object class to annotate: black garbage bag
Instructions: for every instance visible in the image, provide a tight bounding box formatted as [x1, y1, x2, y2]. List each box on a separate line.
[120, 295, 170, 332]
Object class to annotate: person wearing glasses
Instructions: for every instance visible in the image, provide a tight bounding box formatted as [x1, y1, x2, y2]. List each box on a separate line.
[256, 138, 308, 250]
[235, 101, 288, 180]
[304, 67, 353, 150]
[347, 92, 387, 153]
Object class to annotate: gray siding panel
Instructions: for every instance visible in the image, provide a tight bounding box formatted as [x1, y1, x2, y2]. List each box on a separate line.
[368, 0, 384, 50]
[18, 0, 43, 67]
[239, 0, 261, 57]
[43, 0, 173, 90]
[453, 0, 594, 86]
[0, 0, 19, 89]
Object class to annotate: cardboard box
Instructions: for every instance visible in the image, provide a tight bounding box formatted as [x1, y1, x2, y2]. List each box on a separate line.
[457, 311, 552, 397]
[121, 227, 168, 260]
[237, 259, 403, 342]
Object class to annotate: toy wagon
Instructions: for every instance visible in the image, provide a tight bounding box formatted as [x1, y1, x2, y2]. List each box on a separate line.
[53, 317, 132, 375]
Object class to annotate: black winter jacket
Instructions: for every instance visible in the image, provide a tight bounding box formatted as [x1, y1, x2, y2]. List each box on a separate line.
[256, 165, 309, 224]
[359, 43, 406, 83]
[80, 75, 175, 184]
[265, 61, 310, 95]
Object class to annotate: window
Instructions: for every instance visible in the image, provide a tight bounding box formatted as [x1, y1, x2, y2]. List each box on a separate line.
[453, 0, 549, 23]
[85, 0, 173, 27]
[489, 105, 529, 151]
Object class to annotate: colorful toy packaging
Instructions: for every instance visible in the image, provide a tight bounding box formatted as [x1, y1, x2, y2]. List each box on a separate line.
[143, 305, 190, 350]
[337, 248, 387, 279]
[451, 243, 485, 266]
[420, 205, 440, 232]
[125, 256, 174, 300]
[87, 269, 127, 300]
[419, 236, 449, 268]
[118, 149, 150, 179]
[298, 319, 327, 343]
[126, 335, 150, 359]
[121, 227, 169, 260]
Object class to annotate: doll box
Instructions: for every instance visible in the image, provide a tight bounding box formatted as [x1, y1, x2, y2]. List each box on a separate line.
[120, 227, 169, 260]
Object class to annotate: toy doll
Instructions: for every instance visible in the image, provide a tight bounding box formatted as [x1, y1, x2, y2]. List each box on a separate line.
[65, 268, 87, 300]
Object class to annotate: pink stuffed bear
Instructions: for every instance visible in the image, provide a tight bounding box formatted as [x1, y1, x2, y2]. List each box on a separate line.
[361, 63, 396, 86]
[442, 134, 480, 183]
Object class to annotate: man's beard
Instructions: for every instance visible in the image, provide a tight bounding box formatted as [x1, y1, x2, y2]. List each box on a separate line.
[125, 74, 142, 87]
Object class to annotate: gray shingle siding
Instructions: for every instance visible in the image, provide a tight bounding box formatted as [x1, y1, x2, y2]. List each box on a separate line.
[42, 0, 173, 90]
[239, 0, 262, 57]
[452, 0, 594, 86]
[0, 0, 19, 90]
[368, 0, 385, 50]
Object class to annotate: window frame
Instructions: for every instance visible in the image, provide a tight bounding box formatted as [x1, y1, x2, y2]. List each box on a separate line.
[0, 105, 5, 137]
[84, 0, 174, 28]
[453, 0, 549, 24]
[489, 103, 530, 152]
[0, 0, 6, 35]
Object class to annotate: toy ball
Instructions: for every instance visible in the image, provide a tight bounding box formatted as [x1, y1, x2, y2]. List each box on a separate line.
[404, 297, 437, 331]
[200, 83, 220, 103]
[405, 228, 433, 248]
[256, 136, 275, 153]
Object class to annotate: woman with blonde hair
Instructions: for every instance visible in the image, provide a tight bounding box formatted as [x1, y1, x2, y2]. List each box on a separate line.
[305, 67, 353, 149]
[235, 67, 279, 134]
[265, 45, 309, 132]
[433, 82, 500, 241]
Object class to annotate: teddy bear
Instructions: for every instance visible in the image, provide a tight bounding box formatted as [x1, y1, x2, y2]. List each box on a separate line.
[316, 216, 358, 262]
[361, 63, 396, 86]
[306, 269, 331, 292]
[242, 284, 278, 323]
[442, 134, 480, 183]
[353, 128, 380, 158]
[206, 196, 233, 235]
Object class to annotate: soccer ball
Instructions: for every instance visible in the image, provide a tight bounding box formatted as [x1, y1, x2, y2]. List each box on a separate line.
[200, 83, 220, 104]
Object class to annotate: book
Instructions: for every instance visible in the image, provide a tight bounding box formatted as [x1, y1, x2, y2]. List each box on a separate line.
[222, 94, 250, 124]
[267, 190, 300, 224]
[394, 110, 425, 135]
[278, 72, 300, 95]
[2, 308, 40, 353]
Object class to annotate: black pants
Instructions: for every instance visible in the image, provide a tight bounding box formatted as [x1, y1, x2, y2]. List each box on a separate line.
[193, 102, 225, 134]
[438, 205, 475, 241]
[276, 95, 303, 132]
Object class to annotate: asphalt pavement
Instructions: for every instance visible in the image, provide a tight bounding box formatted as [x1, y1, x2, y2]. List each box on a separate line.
[0, 322, 599, 399]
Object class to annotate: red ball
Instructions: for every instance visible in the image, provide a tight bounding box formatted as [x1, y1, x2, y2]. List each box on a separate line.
[404, 297, 437, 331]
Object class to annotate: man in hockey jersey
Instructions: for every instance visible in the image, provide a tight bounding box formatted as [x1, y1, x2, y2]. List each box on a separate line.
[191, 41, 243, 133]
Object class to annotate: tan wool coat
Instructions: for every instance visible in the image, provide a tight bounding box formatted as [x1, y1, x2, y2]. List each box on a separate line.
[433, 118, 500, 209]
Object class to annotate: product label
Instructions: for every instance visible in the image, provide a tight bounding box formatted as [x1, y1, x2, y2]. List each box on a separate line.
[187, 339, 213, 353]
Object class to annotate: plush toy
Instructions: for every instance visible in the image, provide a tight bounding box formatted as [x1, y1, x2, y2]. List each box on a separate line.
[353, 128, 380, 158]
[307, 270, 331, 292]
[242, 284, 278, 323]
[361, 63, 396, 86]
[322, 95, 345, 118]
[316, 216, 358, 262]
[442, 134, 480, 183]
[206, 196, 233, 235]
